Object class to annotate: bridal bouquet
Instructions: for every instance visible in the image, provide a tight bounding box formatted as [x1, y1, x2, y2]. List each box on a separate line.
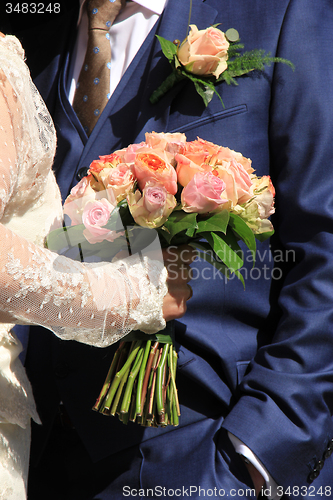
[46, 131, 275, 427]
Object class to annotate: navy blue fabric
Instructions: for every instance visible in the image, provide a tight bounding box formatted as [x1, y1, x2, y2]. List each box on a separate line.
[5, 0, 333, 497]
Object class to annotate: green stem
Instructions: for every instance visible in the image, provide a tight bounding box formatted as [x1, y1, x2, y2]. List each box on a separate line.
[110, 364, 131, 416]
[172, 397, 179, 427]
[101, 341, 142, 413]
[140, 342, 159, 413]
[120, 348, 144, 415]
[92, 341, 125, 412]
[147, 348, 162, 421]
[135, 340, 151, 417]
[149, 71, 186, 105]
[156, 344, 170, 424]
[129, 381, 138, 422]
[169, 346, 180, 417]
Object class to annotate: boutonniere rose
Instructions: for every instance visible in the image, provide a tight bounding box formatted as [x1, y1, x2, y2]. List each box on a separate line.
[150, 23, 294, 107]
[177, 25, 229, 78]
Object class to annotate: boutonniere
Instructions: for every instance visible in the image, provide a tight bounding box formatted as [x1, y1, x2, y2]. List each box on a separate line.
[150, 24, 294, 107]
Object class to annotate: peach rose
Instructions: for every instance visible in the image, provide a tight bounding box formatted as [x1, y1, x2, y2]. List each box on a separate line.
[211, 146, 254, 175]
[89, 152, 124, 173]
[176, 151, 211, 187]
[128, 182, 177, 229]
[133, 148, 178, 195]
[177, 25, 229, 78]
[176, 138, 223, 186]
[211, 148, 254, 206]
[145, 131, 187, 155]
[181, 172, 227, 214]
[82, 198, 119, 244]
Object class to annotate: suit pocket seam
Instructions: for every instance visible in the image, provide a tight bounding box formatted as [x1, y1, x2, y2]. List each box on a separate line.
[170, 104, 248, 134]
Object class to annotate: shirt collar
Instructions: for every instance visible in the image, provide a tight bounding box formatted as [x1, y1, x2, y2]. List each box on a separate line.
[78, 0, 166, 24]
[133, 0, 166, 15]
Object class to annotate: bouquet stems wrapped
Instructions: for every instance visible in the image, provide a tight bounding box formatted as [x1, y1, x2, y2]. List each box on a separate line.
[93, 325, 180, 427]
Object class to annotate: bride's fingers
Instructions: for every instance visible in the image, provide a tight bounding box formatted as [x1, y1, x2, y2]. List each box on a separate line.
[162, 279, 194, 321]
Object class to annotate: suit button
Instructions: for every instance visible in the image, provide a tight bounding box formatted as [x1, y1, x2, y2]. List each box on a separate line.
[327, 439, 333, 450]
[308, 469, 320, 482]
[55, 362, 70, 379]
[76, 167, 88, 181]
[324, 448, 333, 459]
[315, 460, 324, 471]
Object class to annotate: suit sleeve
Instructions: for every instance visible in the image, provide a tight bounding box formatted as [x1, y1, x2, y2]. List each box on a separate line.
[222, 0, 333, 488]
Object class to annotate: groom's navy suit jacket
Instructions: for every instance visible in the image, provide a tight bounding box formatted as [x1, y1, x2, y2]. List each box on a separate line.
[7, 0, 333, 495]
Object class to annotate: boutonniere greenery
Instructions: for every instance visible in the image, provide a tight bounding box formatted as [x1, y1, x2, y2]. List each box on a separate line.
[150, 24, 294, 107]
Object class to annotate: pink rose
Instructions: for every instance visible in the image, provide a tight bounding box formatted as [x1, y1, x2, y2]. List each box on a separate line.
[133, 148, 178, 195]
[181, 172, 227, 214]
[177, 25, 229, 78]
[63, 175, 97, 225]
[121, 142, 147, 164]
[100, 164, 135, 203]
[82, 198, 119, 244]
[128, 182, 177, 228]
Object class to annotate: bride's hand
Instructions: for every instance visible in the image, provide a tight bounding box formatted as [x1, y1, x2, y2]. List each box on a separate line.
[162, 245, 196, 322]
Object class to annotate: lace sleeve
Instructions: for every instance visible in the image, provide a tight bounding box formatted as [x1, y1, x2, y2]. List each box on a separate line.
[0, 38, 167, 348]
[1, 231, 168, 346]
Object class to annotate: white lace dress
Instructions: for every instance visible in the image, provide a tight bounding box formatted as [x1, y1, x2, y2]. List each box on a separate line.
[0, 35, 167, 499]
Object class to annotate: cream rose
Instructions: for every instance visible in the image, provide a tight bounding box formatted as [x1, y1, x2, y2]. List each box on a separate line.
[128, 182, 177, 229]
[177, 24, 229, 78]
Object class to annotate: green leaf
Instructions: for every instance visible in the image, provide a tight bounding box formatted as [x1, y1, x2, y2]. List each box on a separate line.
[156, 35, 177, 61]
[45, 224, 87, 252]
[193, 80, 214, 106]
[182, 71, 216, 107]
[255, 230, 275, 242]
[197, 210, 230, 235]
[201, 231, 244, 273]
[105, 200, 134, 231]
[189, 239, 245, 287]
[162, 211, 198, 244]
[219, 49, 295, 84]
[78, 235, 129, 262]
[229, 213, 256, 260]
